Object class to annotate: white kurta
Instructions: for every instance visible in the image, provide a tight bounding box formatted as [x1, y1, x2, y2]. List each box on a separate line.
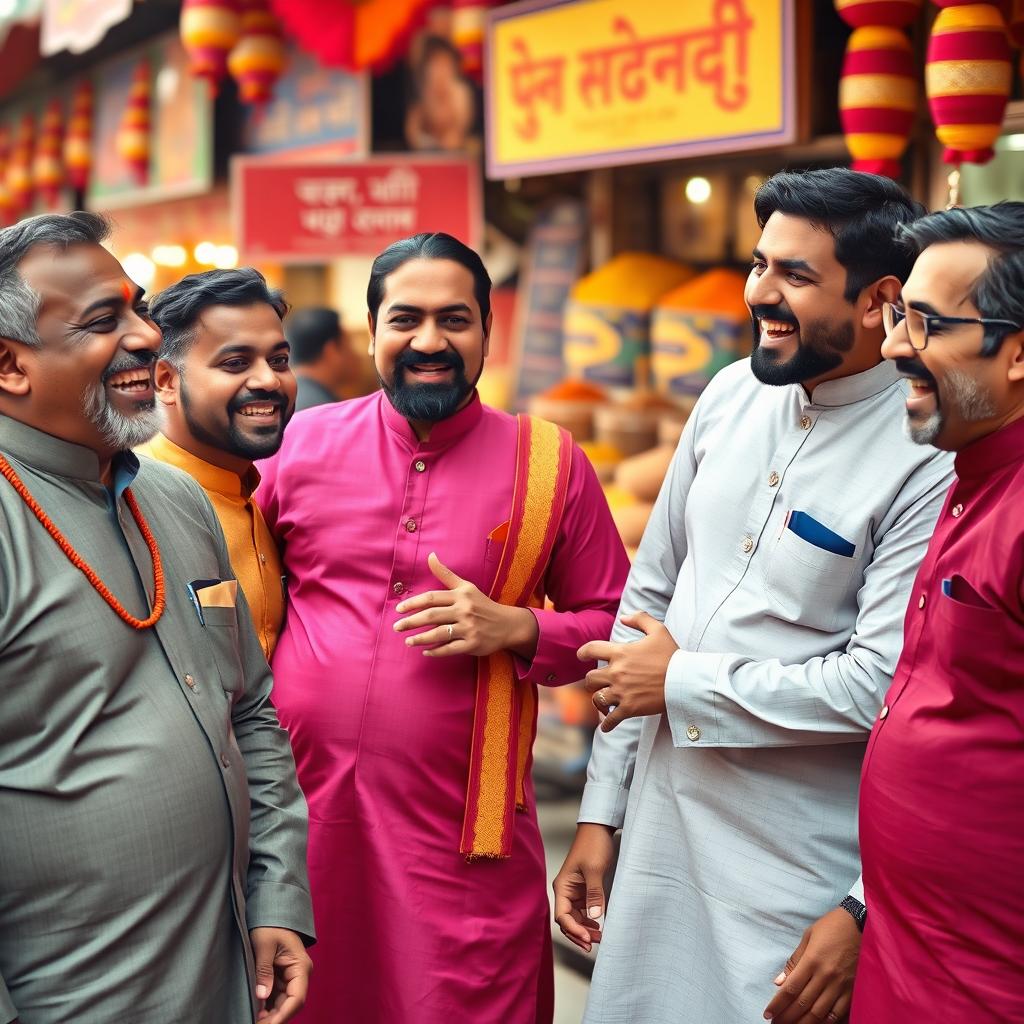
[581, 358, 954, 1023]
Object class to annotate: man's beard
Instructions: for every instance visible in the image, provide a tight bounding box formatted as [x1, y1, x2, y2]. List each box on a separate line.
[380, 347, 478, 423]
[81, 353, 161, 451]
[749, 303, 854, 386]
[181, 374, 290, 461]
[895, 357, 997, 446]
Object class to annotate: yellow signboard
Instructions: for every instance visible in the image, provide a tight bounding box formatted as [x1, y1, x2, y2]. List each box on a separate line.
[485, 0, 795, 178]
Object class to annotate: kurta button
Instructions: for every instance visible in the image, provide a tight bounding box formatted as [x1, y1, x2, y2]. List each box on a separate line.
[405, 519, 417, 532]
[393, 582, 406, 595]
[545, 673, 556, 683]
[414, 460, 426, 473]
[259, 552, 267, 564]
[742, 536, 754, 553]
[879, 705, 889, 720]
[686, 724, 701, 742]
[220, 753, 230, 768]
[800, 416, 812, 430]
[918, 594, 926, 609]
[951, 503, 963, 518]
[184, 673, 197, 691]
[768, 471, 779, 487]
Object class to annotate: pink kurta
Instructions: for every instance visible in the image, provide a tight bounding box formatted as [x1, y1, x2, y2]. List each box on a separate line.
[257, 392, 629, 1024]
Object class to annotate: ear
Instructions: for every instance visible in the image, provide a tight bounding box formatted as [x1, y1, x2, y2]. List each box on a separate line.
[861, 276, 902, 331]
[482, 310, 493, 359]
[366, 312, 375, 356]
[1006, 329, 1024, 384]
[153, 358, 180, 406]
[0, 338, 31, 397]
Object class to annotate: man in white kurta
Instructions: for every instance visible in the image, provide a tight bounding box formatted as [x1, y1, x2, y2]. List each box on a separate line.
[557, 170, 955, 1024]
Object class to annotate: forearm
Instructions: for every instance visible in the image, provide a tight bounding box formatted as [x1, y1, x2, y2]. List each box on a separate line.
[514, 606, 617, 686]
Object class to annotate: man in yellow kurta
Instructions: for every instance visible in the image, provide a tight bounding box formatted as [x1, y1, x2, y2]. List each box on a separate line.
[139, 268, 296, 658]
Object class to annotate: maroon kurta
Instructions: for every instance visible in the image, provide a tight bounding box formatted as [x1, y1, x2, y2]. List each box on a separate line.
[853, 416, 1024, 1022]
[257, 392, 629, 1024]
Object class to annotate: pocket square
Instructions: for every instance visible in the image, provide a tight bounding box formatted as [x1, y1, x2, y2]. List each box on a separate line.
[195, 579, 238, 608]
[786, 511, 856, 558]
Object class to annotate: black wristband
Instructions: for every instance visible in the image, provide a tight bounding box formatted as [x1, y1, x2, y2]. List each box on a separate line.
[840, 895, 867, 932]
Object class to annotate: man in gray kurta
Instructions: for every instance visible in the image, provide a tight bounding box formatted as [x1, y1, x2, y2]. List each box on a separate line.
[554, 170, 955, 1023]
[0, 213, 314, 1024]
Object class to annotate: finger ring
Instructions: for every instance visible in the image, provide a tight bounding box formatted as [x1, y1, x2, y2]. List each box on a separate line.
[447, 624, 454, 641]
[826, 1013, 840, 1023]
[596, 690, 609, 708]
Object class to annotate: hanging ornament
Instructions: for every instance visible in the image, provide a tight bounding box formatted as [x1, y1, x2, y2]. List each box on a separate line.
[116, 60, 151, 185]
[451, 0, 494, 83]
[926, 2, 1012, 166]
[33, 99, 64, 210]
[7, 114, 35, 215]
[227, 0, 286, 104]
[181, 0, 242, 94]
[63, 80, 94, 194]
[834, 0, 923, 25]
[0, 126, 14, 226]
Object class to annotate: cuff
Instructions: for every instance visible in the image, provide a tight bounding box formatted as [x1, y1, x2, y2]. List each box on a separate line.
[0, 975, 16, 1024]
[578, 781, 629, 830]
[514, 607, 574, 687]
[245, 880, 317, 947]
[848, 874, 865, 905]
[664, 649, 725, 747]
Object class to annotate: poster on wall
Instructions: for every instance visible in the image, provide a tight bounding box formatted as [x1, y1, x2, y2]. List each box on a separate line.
[486, 0, 796, 178]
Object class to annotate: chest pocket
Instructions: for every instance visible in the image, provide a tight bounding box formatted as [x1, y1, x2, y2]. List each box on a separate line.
[202, 605, 244, 700]
[763, 517, 861, 633]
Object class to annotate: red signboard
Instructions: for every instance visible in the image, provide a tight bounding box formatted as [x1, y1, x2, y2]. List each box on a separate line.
[232, 157, 482, 262]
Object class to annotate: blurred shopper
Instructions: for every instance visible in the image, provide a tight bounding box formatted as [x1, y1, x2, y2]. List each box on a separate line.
[140, 268, 296, 660]
[853, 203, 1024, 1023]
[257, 232, 629, 1024]
[0, 214, 313, 1023]
[287, 306, 356, 410]
[554, 169, 954, 1024]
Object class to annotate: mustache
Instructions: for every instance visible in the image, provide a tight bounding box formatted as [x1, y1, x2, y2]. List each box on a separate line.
[894, 357, 936, 385]
[750, 304, 799, 327]
[229, 389, 288, 414]
[102, 351, 155, 384]
[395, 348, 465, 374]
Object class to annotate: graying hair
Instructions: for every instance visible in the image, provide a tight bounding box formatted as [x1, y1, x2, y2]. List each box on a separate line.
[0, 211, 111, 348]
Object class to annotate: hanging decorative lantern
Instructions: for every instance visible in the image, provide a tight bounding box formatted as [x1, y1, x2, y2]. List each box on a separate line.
[7, 114, 35, 215]
[63, 80, 94, 194]
[451, 0, 494, 82]
[116, 60, 151, 185]
[0, 126, 14, 226]
[227, 0, 286, 104]
[181, 0, 242, 94]
[834, 0, 923, 24]
[926, 2, 1013, 166]
[839, 26, 918, 177]
[33, 99, 64, 209]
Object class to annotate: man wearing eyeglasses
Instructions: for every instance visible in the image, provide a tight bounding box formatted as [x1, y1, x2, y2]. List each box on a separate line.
[852, 203, 1024, 1023]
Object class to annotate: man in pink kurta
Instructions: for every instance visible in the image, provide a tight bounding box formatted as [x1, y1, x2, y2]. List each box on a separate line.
[853, 205, 1024, 1021]
[257, 233, 629, 1023]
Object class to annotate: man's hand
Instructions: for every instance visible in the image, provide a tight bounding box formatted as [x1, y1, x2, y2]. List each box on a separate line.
[763, 907, 861, 1023]
[553, 823, 616, 953]
[250, 927, 313, 1024]
[577, 612, 677, 732]
[394, 552, 538, 660]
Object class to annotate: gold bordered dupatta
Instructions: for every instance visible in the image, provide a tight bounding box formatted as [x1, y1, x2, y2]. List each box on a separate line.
[460, 414, 573, 860]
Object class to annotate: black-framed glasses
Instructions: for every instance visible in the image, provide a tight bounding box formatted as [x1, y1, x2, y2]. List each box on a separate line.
[883, 301, 1022, 352]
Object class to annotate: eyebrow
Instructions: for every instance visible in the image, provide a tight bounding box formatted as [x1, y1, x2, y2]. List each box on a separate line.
[907, 300, 943, 316]
[213, 341, 290, 358]
[752, 249, 820, 276]
[385, 303, 474, 316]
[77, 285, 145, 319]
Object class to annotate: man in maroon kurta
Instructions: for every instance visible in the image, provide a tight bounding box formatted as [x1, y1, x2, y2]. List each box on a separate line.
[854, 203, 1024, 1021]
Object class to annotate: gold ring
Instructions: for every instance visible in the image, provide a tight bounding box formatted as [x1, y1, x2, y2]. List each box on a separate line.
[596, 690, 608, 707]
[447, 624, 454, 641]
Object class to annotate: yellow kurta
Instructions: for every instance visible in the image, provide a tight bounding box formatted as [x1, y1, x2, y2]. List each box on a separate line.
[138, 433, 285, 658]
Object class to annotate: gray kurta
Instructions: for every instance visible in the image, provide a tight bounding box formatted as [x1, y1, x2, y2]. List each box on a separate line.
[580, 359, 954, 1023]
[0, 418, 313, 1024]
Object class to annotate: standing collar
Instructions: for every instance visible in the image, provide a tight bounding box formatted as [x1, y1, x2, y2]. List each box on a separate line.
[953, 413, 1024, 481]
[379, 389, 484, 450]
[804, 359, 902, 408]
[139, 432, 259, 498]
[0, 415, 139, 484]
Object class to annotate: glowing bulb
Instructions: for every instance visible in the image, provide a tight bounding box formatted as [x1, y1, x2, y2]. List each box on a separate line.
[151, 244, 187, 267]
[122, 252, 156, 289]
[194, 241, 217, 264]
[213, 245, 238, 269]
[685, 176, 712, 205]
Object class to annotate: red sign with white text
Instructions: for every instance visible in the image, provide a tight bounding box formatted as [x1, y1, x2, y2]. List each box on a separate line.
[232, 157, 482, 262]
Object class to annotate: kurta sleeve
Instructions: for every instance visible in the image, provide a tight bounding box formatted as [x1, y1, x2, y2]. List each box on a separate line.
[514, 444, 630, 687]
[0, 973, 17, 1024]
[254, 450, 282, 543]
[662, 454, 954, 748]
[194, 488, 315, 945]
[578, 415, 700, 829]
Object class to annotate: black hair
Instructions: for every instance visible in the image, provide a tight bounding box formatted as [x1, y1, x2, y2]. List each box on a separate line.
[367, 232, 491, 328]
[897, 202, 1024, 353]
[286, 306, 343, 365]
[754, 168, 924, 302]
[150, 267, 288, 367]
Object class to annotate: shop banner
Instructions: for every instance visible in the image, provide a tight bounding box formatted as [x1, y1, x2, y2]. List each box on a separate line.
[486, 0, 795, 178]
[232, 157, 482, 262]
[42, 0, 132, 56]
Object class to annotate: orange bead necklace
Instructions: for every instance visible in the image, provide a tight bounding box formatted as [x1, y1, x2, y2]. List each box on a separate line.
[0, 453, 166, 629]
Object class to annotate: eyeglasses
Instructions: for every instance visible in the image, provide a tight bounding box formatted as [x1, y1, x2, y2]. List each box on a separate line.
[882, 301, 1022, 352]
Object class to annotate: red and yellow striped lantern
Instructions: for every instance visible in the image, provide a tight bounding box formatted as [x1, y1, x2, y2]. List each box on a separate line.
[7, 114, 35, 215]
[227, 0, 286, 104]
[181, 0, 242, 94]
[33, 99, 64, 209]
[63, 80, 93, 194]
[839, 26, 918, 176]
[835, 0, 922, 25]
[0, 126, 14, 226]
[927, 2, 1013, 165]
[116, 60, 151, 184]
[452, 0, 494, 82]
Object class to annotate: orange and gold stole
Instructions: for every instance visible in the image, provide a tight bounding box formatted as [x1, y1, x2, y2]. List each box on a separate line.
[460, 414, 573, 860]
